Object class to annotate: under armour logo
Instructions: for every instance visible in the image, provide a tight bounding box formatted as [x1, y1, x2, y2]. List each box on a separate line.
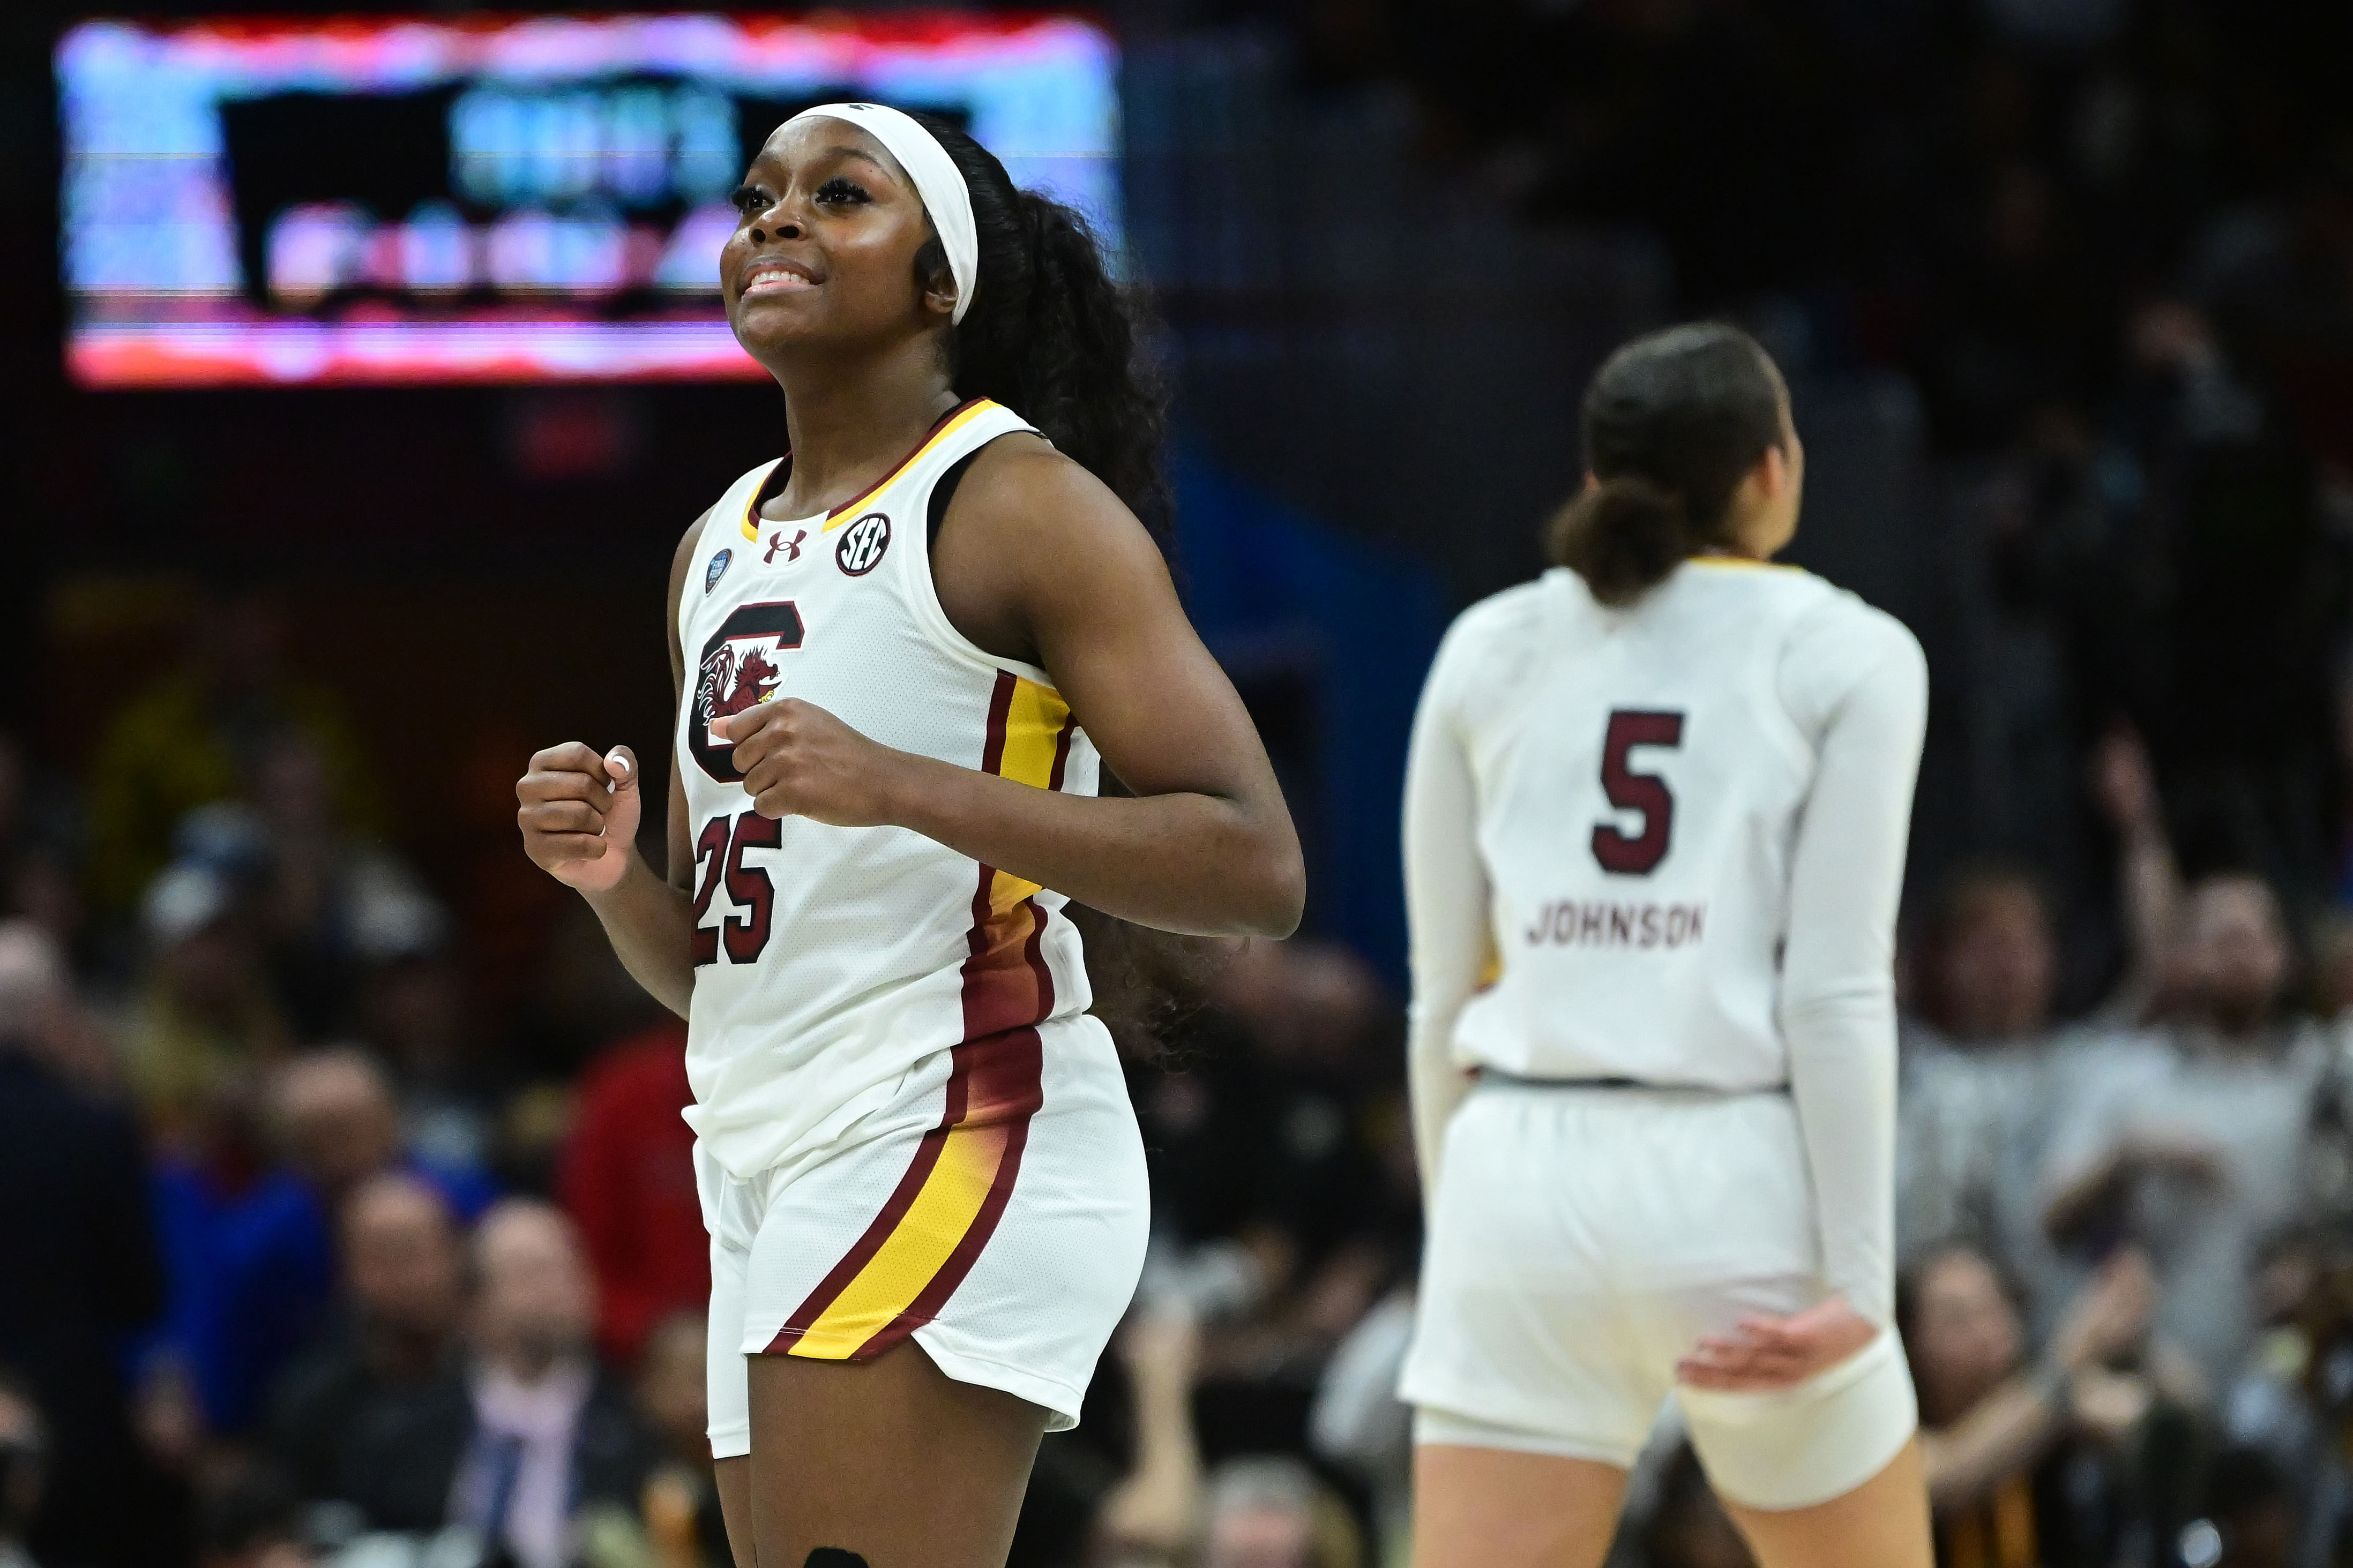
[765, 529, 805, 565]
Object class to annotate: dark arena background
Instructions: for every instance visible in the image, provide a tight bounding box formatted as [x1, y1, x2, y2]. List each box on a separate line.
[4, 2, 2353, 1565]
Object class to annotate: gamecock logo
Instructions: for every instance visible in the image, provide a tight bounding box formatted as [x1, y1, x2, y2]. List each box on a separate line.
[691, 600, 804, 783]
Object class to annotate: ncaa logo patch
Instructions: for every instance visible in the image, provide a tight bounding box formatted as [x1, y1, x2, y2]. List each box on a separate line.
[704, 548, 733, 595]
[836, 512, 891, 576]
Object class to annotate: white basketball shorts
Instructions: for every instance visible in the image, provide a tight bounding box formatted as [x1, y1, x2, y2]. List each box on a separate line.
[699, 1014, 1150, 1457]
[1399, 1078, 1917, 1511]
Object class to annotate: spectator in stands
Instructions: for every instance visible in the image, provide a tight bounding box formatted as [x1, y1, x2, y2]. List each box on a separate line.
[1214, 941, 1396, 1267]
[360, 945, 499, 1182]
[0, 733, 82, 963]
[0, 1371, 47, 1568]
[2078, 724, 2197, 1029]
[181, 1048, 495, 1435]
[1897, 864, 2073, 1322]
[447, 1201, 659, 1568]
[558, 1018, 704, 1367]
[1903, 1242, 2203, 1565]
[273, 1199, 656, 1562]
[1177, 941, 1402, 1413]
[85, 588, 381, 916]
[629, 1311, 731, 1568]
[1308, 1284, 1415, 1562]
[2213, 1233, 2353, 1561]
[241, 729, 446, 1042]
[268, 1173, 466, 1511]
[0, 936, 171, 1568]
[193, 1468, 315, 1568]
[1198, 1455, 1360, 1568]
[2193, 1446, 2299, 1568]
[1093, 1310, 1208, 1566]
[0, 921, 115, 1099]
[120, 862, 291, 1150]
[2042, 872, 2333, 1379]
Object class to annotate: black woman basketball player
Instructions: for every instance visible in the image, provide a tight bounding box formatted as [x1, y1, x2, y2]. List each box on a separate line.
[517, 104, 1302, 1568]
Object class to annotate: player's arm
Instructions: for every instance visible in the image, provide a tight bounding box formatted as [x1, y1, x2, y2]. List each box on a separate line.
[1681, 609, 1928, 1392]
[715, 441, 1303, 939]
[514, 508, 711, 1018]
[1401, 622, 1488, 1209]
[1776, 617, 1928, 1330]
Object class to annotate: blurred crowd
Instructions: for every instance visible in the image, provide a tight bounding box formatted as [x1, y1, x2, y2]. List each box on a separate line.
[0, 591, 1432, 1568]
[1249, 0, 2353, 934]
[13, 602, 2353, 1568]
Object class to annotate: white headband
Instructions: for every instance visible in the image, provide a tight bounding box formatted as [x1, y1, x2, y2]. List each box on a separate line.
[781, 102, 978, 326]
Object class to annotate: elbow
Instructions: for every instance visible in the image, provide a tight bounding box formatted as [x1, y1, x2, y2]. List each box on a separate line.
[1241, 837, 1307, 939]
[1217, 820, 1304, 938]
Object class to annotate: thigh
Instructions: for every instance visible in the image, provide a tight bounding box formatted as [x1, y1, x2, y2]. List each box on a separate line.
[746, 1338, 1049, 1568]
[1674, 1324, 1918, 1515]
[1721, 1437, 1932, 1568]
[1411, 1444, 1626, 1568]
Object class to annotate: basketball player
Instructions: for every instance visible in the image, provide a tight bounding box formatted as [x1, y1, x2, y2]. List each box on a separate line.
[514, 105, 1302, 1568]
[1399, 324, 1932, 1568]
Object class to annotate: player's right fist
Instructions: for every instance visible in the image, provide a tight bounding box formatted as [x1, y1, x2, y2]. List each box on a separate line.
[517, 742, 641, 892]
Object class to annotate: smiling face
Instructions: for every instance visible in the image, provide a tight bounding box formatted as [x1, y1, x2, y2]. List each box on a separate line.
[720, 117, 957, 371]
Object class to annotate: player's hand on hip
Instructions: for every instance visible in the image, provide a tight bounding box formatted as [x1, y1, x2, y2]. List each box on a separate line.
[517, 742, 641, 892]
[716, 699, 906, 827]
[1675, 1294, 1879, 1392]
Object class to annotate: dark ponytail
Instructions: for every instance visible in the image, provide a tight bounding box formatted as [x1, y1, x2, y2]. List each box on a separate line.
[1550, 321, 1788, 606]
[907, 114, 1171, 542]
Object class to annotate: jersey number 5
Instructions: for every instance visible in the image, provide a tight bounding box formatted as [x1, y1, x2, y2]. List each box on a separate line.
[1592, 710, 1684, 875]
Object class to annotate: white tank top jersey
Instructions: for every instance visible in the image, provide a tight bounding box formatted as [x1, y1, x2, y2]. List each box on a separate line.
[1403, 558, 1928, 1321]
[675, 400, 1102, 1182]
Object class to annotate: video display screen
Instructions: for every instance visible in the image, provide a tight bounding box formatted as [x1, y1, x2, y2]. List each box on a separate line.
[58, 13, 1121, 387]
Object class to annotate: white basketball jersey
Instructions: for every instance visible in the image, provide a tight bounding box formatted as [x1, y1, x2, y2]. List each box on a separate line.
[1444, 560, 1890, 1089]
[675, 400, 1102, 1181]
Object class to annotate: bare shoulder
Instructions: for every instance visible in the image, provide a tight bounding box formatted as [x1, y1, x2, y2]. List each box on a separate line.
[948, 432, 1163, 574]
[932, 433, 1174, 668]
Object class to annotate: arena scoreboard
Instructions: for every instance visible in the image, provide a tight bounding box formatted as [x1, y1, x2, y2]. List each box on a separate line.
[57, 12, 1120, 386]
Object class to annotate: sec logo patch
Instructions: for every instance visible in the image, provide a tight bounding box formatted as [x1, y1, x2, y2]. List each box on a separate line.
[836, 512, 891, 576]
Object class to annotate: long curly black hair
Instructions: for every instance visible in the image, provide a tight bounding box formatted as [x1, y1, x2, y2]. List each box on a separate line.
[903, 111, 1171, 544]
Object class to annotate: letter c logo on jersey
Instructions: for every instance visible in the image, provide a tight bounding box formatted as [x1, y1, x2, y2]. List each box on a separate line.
[835, 512, 891, 576]
[691, 600, 805, 783]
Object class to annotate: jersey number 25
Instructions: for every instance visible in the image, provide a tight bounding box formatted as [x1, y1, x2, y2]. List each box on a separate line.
[1591, 710, 1684, 875]
[692, 810, 781, 965]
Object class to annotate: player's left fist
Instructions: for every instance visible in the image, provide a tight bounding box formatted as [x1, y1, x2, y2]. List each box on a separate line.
[716, 699, 908, 827]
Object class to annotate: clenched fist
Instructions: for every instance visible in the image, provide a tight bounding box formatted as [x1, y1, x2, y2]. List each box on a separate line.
[517, 742, 642, 891]
[715, 699, 911, 826]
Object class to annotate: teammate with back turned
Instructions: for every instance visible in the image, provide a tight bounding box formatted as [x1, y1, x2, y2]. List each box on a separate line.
[1399, 324, 1933, 1568]
[514, 104, 1302, 1568]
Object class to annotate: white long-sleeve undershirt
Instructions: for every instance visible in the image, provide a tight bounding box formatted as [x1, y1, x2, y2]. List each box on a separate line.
[1402, 565, 1926, 1326]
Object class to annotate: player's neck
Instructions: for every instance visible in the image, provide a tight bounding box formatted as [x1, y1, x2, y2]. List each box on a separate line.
[770, 340, 961, 517]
